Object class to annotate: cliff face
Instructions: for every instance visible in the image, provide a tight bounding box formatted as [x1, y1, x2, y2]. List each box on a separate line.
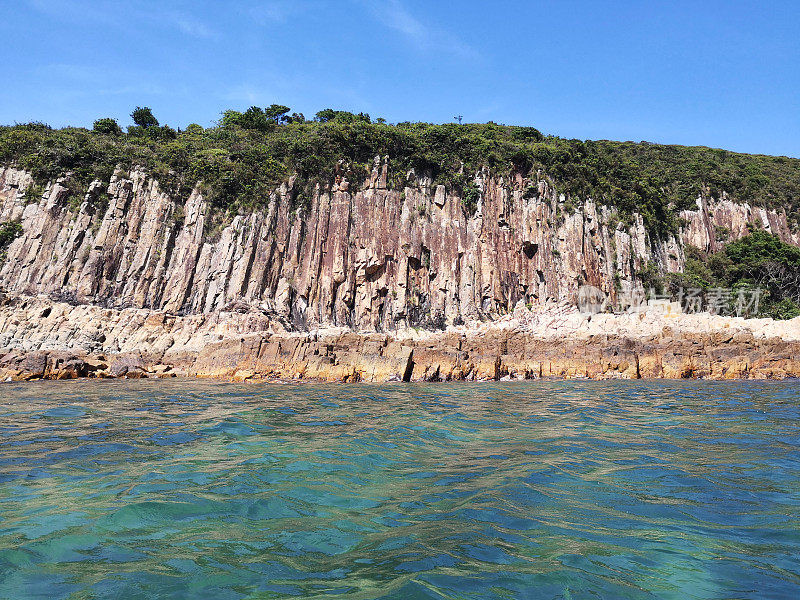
[680, 194, 800, 253]
[2, 162, 796, 334]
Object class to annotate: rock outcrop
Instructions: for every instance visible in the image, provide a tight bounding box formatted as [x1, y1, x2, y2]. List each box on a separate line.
[1, 293, 799, 382]
[680, 192, 800, 253]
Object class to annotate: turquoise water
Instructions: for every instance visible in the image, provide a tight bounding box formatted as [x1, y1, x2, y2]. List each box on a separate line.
[0, 381, 799, 599]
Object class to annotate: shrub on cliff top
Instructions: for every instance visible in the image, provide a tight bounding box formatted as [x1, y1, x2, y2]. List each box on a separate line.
[131, 106, 159, 129]
[93, 118, 122, 136]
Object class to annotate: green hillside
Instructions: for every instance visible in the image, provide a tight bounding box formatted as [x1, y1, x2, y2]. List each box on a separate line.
[2, 106, 799, 239]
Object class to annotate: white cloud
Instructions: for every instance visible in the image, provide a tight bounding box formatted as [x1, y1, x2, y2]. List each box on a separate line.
[26, 0, 216, 39]
[246, 0, 306, 24]
[164, 11, 215, 38]
[368, 0, 477, 59]
[382, 0, 426, 41]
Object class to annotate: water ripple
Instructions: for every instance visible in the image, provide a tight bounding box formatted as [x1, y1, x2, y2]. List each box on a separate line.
[0, 379, 798, 599]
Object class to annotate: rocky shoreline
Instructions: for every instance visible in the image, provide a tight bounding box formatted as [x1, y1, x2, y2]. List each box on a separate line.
[2, 293, 799, 382]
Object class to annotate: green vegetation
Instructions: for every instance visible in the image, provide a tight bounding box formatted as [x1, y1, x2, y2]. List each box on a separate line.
[662, 232, 800, 319]
[23, 182, 44, 204]
[131, 106, 159, 129]
[1, 107, 799, 238]
[0, 220, 22, 261]
[459, 177, 480, 216]
[92, 118, 122, 136]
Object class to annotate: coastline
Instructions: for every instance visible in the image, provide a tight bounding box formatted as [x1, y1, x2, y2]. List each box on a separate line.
[2, 293, 799, 382]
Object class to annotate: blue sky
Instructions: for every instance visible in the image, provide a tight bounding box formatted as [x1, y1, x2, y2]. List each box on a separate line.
[2, 0, 799, 157]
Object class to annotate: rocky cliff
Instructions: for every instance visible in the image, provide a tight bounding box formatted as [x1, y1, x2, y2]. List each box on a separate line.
[1, 161, 798, 381]
[2, 162, 797, 331]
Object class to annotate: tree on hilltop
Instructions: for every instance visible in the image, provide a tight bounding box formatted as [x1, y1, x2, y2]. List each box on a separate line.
[220, 105, 293, 130]
[264, 104, 291, 124]
[131, 106, 159, 128]
[93, 117, 122, 135]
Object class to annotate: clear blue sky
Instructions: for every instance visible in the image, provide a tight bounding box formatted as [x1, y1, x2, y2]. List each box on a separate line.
[2, 0, 799, 157]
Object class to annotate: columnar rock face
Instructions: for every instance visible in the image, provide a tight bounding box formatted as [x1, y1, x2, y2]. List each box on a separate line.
[6, 162, 794, 334]
[679, 193, 800, 253]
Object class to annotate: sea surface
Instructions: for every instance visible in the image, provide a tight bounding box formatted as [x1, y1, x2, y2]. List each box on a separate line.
[0, 380, 798, 599]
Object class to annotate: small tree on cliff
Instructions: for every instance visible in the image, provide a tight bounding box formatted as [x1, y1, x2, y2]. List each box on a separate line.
[131, 106, 159, 128]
